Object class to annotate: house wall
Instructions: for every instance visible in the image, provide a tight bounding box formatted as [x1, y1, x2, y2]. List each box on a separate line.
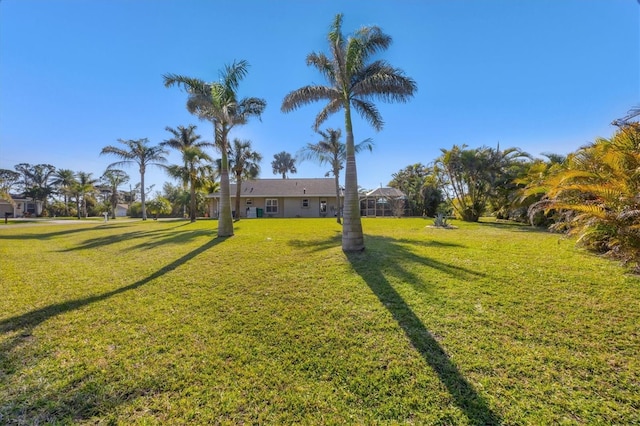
[0, 201, 13, 217]
[210, 196, 339, 218]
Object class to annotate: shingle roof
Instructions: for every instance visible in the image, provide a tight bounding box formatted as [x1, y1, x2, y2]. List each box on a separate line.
[208, 178, 338, 198]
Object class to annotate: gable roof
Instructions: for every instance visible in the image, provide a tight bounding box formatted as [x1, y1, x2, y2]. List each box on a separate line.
[208, 178, 339, 198]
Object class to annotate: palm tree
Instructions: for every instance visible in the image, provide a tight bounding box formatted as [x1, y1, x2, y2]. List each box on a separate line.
[73, 171, 98, 219]
[164, 60, 266, 237]
[100, 138, 168, 220]
[528, 123, 640, 270]
[161, 125, 213, 221]
[166, 147, 214, 222]
[229, 138, 262, 220]
[101, 169, 129, 219]
[52, 168, 77, 216]
[271, 151, 297, 179]
[298, 128, 373, 223]
[282, 13, 417, 251]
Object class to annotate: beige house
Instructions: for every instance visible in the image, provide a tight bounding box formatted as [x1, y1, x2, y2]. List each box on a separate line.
[208, 178, 341, 219]
[0, 194, 43, 218]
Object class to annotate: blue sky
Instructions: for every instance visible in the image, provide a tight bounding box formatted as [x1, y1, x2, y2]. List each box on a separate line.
[1, 0, 638, 193]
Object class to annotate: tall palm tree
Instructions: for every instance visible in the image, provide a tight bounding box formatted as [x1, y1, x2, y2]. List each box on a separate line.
[298, 128, 373, 223]
[164, 60, 266, 237]
[271, 151, 297, 179]
[101, 169, 129, 219]
[282, 13, 417, 251]
[100, 138, 168, 220]
[229, 138, 262, 220]
[161, 125, 213, 220]
[166, 147, 213, 222]
[51, 168, 76, 217]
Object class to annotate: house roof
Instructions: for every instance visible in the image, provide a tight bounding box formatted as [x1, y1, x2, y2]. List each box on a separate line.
[208, 178, 339, 198]
[364, 187, 406, 198]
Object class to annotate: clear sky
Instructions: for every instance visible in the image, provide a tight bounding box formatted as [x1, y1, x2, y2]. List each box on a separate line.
[1, 0, 638, 194]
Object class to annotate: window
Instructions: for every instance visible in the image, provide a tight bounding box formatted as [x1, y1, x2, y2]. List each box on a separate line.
[246, 198, 253, 205]
[266, 199, 278, 213]
[301, 199, 309, 208]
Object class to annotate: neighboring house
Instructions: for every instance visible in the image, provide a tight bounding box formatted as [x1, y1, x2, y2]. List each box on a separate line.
[360, 187, 407, 217]
[115, 204, 128, 217]
[207, 178, 341, 219]
[0, 194, 43, 218]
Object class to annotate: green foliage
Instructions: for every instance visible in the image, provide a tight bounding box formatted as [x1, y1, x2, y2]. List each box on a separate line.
[128, 202, 142, 218]
[435, 145, 530, 222]
[146, 197, 172, 219]
[529, 123, 640, 270]
[0, 219, 638, 424]
[271, 151, 297, 179]
[389, 163, 443, 216]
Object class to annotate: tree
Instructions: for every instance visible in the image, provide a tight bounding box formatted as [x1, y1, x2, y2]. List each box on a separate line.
[101, 169, 129, 219]
[52, 169, 76, 216]
[14, 163, 56, 215]
[161, 124, 213, 220]
[528, 123, 640, 270]
[73, 172, 98, 219]
[164, 60, 266, 237]
[147, 196, 172, 220]
[271, 151, 297, 179]
[165, 147, 213, 222]
[0, 169, 20, 208]
[389, 163, 443, 217]
[434, 145, 528, 222]
[282, 13, 417, 251]
[298, 128, 373, 223]
[229, 138, 262, 220]
[100, 138, 168, 220]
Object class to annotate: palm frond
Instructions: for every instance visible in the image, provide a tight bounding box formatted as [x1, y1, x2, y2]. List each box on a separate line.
[281, 85, 338, 113]
[351, 98, 383, 131]
[313, 98, 342, 130]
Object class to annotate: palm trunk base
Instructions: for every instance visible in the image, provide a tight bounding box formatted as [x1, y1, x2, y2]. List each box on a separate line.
[342, 217, 364, 252]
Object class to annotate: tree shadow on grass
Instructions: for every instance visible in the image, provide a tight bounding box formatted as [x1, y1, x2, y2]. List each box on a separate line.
[0, 236, 226, 421]
[60, 228, 216, 252]
[344, 235, 502, 424]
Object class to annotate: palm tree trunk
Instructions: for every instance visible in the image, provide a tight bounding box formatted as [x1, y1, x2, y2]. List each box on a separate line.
[235, 170, 242, 221]
[334, 174, 341, 224]
[140, 167, 147, 220]
[217, 127, 234, 237]
[342, 106, 364, 252]
[189, 168, 197, 222]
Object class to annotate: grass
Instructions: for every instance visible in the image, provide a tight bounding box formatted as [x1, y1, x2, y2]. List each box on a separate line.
[0, 218, 638, 424]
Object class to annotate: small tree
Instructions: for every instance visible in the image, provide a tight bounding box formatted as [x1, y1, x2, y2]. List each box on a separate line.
[147, 197, 172, 220]
[101, 169, 129, 219]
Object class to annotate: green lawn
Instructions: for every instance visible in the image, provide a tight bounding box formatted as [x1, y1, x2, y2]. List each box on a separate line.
[0, 218, 638, 424]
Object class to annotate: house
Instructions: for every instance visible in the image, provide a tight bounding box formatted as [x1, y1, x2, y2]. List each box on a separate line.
[207, 178, 341, 218]
[360, 187, 407, 217]
[0, 194, 43, 218]
[115, 204, 128, 217]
